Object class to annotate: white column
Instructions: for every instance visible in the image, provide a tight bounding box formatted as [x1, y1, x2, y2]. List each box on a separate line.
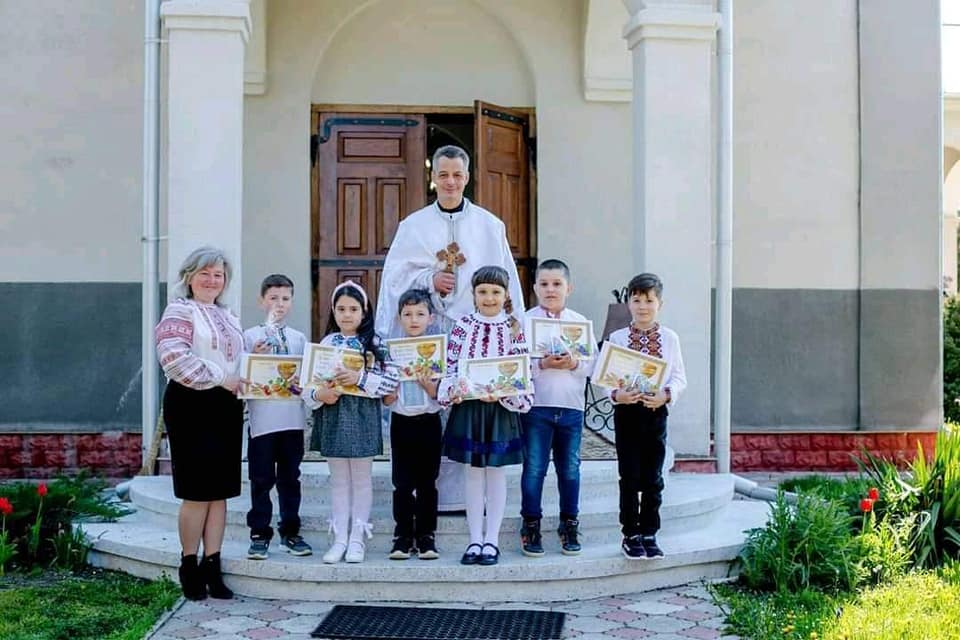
[623, 0, 719, 456]
[162, 0, 250, 311]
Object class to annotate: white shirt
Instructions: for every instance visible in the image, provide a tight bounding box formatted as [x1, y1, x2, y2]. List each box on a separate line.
[243, 324, 309, 439]
[526, 306, 594, 411]
[375, 198, 525, 338]
[606, 323, 687, 406]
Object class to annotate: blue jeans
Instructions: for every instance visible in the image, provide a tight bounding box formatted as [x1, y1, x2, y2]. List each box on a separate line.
[520, 407, 583, 521]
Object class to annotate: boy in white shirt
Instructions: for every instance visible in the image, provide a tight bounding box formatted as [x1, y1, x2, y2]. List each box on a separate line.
[520, 260, 594, 557]
[608, 273, 686, 560]
[244, 275, 311, 560]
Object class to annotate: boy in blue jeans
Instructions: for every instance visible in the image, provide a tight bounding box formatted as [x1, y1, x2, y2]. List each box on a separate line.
[244, 274, 312, 559]
[608, 273, 686, 559]
[520, 259, 594, 556]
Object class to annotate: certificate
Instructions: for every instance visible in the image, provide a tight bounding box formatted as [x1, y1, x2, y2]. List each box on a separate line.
[398, 380, 430, 411]
[526, 318, 595, 358]
[456, 354, 532, 399]
[300, 343, 375, 398]
[591, 341, 667, 393]
[385, 335, 446, 381]
[239, 354, 303, 400]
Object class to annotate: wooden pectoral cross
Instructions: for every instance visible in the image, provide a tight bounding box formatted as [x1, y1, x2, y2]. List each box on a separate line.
[436, 242, 466, 274]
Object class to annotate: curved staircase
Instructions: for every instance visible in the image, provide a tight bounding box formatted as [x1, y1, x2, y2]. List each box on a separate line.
[86, 461, 768, 602]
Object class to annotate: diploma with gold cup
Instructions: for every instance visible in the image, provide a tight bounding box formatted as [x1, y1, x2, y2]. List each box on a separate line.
[300, 343, 376, 398]
[526, 318, 595, 358]
[591, 341, 667, 394]
[239, 354, 303, 400]
[385, 335, 447, 381]
[459, 354, 532, 399]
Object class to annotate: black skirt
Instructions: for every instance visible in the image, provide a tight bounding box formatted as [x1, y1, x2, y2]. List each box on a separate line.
[443, 400, 523, 468]
[162, 381, 243, 501]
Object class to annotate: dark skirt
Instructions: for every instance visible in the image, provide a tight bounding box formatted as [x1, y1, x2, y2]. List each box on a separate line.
[310, 394, 383, 458]
[443, 400, 523, 468]
[162, 381, 243, 501]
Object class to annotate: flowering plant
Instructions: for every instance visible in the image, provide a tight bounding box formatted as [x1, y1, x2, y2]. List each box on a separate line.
[27, 483, 47, 560]
[0, 497, 16, 576]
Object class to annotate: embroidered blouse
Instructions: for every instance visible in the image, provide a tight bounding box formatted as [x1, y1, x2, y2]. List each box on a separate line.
[155, 298, 243, 390]
[438, 312, 534, 413]
[302, 333, 399, 409]
[606, 322, 687, 406]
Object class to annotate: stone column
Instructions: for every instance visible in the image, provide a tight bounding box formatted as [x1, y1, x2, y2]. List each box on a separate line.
[622, 0, 718, 456]
[162, 0, 250, 311]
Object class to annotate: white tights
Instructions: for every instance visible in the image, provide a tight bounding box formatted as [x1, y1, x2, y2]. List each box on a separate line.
[327, 457, 373, 543]
[464, 465, 507, 548]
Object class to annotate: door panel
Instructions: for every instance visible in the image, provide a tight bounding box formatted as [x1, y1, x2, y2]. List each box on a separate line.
[312, 113, 426, 339]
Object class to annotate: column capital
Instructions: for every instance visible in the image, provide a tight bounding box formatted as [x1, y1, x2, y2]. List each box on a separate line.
[622, 3, 719, 49]
[161, 0, 251, 42]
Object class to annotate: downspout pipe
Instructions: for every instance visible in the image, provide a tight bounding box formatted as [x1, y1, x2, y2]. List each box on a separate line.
[713, 0, 733, 473]
[141, 0, 162, 470]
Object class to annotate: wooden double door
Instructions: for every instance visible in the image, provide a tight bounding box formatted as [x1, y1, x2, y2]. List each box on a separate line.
[310, 102, 536, 338]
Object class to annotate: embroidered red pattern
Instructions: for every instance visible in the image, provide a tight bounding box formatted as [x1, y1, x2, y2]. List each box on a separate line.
[628, 323, 662, 357]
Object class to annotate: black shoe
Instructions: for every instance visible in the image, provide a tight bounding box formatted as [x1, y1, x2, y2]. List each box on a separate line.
[460, 543, 483, 565]
[558, 519, 582, 556]
[417, 534, 439, 560]
[178, 554, 207, 601]
[389, 536, 417, 560]
[641, 535, 664, 558]
[621, 535, 645, 560]
[479, 543, 500, 566]
[247, 537, 269, 560]
[200, 552, 234, 599]
[520, 518, 545, 557]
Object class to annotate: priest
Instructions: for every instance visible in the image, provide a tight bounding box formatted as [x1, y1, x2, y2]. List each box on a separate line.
[375, 145, 524, 338]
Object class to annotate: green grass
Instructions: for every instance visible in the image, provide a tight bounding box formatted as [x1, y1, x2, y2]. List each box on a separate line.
[711, 583, 840, 640]
[779, 474, 870, 505]
[0, 568, 180, 640]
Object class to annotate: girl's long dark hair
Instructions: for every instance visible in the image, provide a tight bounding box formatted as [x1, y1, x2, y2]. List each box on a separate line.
[326, 285, 383, 362]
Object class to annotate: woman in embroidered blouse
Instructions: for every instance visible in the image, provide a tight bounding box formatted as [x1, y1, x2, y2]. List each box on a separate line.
[155, 246, 244, 601]
[438, 265, 533, 566]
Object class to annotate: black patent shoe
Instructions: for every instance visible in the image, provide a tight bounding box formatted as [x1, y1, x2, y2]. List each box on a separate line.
[460, 543, 483, 565]
[479, 543, 500, 566]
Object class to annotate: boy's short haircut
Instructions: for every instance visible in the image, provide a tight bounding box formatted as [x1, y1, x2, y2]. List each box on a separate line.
[627, 273, 663, 299]
[260, 274, 295, 297]
[536, 259, 571, 281]
[397, 288, 434, 315]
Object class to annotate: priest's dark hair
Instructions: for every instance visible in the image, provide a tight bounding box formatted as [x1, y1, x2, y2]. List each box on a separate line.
[326, 284, 384, 362]
[397, 288, 434, 315]
[627, 273, 664, 300]
[471, 265, 521, 336]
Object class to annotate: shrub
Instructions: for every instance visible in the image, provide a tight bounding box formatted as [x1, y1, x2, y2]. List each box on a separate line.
[737, 491, 861, 593]
[779, 474, 870, 524]
[856, 427, 960, 568]
[945, 297, 960, 423]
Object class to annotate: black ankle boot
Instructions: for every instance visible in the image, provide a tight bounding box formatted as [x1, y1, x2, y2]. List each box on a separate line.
[178, 554, 207, 601]
[520, 518, 545, 557]
[200, 552, 234, 599]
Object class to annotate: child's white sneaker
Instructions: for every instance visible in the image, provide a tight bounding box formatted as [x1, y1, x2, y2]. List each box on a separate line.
[322, 541, 347, 564]
[345, 539, 366, 563]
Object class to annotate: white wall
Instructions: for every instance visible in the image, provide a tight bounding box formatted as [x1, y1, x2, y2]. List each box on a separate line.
[0, 1, 143, 282]
[732, 0, 861, 289]
[242, 0, 634, 333]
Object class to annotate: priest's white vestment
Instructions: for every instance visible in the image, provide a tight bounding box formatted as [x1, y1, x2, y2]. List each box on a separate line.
[375, 198, 525, 338]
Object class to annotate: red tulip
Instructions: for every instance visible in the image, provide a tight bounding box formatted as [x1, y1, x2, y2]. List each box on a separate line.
[37, 483, 48, 498]
[0, 497, 12, 516]
[860, 498, 874, 513]
[868, 487, 879, 501]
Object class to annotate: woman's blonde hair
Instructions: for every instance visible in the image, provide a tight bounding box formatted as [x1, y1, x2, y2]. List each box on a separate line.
[173, 246, 233, 306]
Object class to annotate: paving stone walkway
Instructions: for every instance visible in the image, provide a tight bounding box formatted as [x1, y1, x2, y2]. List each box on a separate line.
[148, 581, 738, 640]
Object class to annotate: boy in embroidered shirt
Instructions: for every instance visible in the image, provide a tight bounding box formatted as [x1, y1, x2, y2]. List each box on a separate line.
[244, 274, 312, 560]
[519, 259, 594, 557]
[608, 273, 686, 560]
[382, 289, 443, 561]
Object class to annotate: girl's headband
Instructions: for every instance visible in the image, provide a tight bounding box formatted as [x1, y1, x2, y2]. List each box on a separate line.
[331, 280, 369, 308]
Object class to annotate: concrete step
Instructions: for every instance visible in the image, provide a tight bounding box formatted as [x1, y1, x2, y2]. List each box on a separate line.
[127, 466, 734, 550]
[86, 499, 769, 602]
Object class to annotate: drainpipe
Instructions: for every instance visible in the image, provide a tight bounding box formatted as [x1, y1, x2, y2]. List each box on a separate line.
[141, 0, 162, 469]
[713, 0, 733, 473]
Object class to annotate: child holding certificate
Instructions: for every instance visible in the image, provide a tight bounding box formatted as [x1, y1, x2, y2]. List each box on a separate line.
[439, 266, 534, 567]
[608, 273, 686, 560]
[304, 281, 398, 564]
[243, 275, 311, 561]
[383, 289, 443, 561]
[520, 259, 593, 557]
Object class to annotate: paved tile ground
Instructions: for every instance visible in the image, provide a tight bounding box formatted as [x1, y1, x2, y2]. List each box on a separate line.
[148, 582, 738, 640]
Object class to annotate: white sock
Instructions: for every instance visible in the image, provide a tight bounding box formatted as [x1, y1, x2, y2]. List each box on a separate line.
[349, 457, 374, 526]
[482, 466, 507, 548]
[464, 464, 485, 546]
[327, 458, 350, 544]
